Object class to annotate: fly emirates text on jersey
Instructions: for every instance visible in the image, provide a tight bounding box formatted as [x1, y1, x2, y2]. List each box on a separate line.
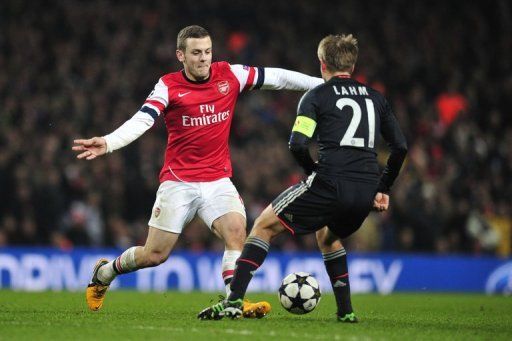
[182, 104, 230, 127]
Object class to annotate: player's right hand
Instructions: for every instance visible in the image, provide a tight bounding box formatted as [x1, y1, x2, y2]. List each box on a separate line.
[72, 137, 107, 160]
[372, 192, 389, 212]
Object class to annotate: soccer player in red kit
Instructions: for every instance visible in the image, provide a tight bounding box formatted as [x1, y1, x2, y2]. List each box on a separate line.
[73, 25, 323, 317]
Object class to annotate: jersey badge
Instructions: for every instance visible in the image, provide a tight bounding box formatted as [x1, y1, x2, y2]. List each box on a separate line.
[217, 81, 230, 95]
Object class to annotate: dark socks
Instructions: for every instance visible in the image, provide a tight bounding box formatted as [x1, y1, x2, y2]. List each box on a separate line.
[228, 236, 270, 301]
[323, 247, 353, 315]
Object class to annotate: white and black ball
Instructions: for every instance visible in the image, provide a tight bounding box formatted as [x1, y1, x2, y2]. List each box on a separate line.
[278, 272, 321, 314]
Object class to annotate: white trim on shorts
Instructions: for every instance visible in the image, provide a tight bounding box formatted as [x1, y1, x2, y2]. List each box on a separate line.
[274, 172, 316, 215]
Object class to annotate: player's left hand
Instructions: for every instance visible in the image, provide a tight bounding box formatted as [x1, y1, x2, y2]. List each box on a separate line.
[372, 192, 389, 212]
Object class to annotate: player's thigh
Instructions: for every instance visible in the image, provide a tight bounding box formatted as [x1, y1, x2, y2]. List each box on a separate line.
[198, 177, 246, 232]
[148, 180, 200, 234]
[211, 211, 246, 246]
[143, 226, 180, 257]
[250, 204, 287, 241]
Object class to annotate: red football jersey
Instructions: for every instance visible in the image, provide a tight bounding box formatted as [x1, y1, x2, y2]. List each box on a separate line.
[142, 61, 262, 183]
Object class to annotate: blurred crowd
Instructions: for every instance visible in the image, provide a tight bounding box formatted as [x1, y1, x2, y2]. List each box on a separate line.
[1, 0, 511, 256]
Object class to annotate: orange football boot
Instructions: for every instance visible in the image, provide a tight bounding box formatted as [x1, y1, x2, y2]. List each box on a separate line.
[85, 258, 110, 311]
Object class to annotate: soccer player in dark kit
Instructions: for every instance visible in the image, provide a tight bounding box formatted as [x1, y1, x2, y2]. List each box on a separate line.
[198, 33, 407, 322]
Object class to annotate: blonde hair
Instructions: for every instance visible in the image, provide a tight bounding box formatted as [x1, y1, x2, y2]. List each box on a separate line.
[317, 34, 358, 72]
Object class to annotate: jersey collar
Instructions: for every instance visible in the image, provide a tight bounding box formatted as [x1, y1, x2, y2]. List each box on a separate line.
[181, 70, 211, 84]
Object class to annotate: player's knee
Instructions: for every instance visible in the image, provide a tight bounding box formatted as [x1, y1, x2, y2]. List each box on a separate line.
[222, 221, 247, 248]
[144, 250, 169, 267]
[316, 229, 342, 252]
[317, 241, 342, 253]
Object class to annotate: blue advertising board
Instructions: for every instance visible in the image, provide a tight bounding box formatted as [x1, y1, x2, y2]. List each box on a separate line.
[0, 248, 510, 294]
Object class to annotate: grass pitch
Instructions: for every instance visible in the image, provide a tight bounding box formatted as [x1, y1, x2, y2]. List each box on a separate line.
[0, 291, 510, 340]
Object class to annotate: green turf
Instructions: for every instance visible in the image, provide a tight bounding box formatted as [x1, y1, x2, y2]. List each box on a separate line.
[0, 291, 510, 340]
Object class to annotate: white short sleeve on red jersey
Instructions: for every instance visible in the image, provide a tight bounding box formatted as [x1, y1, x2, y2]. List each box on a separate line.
[142, 78, 170, 118]
[229, 64, 264, 92]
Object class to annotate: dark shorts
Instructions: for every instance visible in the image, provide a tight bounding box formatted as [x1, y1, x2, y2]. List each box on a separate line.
[271, 173, 378, 239]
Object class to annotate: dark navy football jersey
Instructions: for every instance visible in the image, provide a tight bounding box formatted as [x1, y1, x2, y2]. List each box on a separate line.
[291, 75, 407, 190]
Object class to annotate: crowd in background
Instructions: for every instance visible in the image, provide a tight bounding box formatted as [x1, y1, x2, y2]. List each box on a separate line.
[1, 0, 511, 256]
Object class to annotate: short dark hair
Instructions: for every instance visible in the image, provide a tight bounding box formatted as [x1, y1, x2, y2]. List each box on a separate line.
[177, 25, 210, 51]
[318, 34, 358, 72]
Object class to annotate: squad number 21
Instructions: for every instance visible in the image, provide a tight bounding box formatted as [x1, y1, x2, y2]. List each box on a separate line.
[336, 98, 375, 148]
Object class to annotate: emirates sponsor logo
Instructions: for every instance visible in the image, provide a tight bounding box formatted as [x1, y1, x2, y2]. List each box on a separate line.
[217, 81, 229, 95]
[182, 110, 230, 127]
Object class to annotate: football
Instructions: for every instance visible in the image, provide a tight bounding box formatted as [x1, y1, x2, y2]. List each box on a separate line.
[278, 272, 321, 314]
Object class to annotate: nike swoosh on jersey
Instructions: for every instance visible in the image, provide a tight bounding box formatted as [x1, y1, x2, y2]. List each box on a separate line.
[178, 92, 191, 97]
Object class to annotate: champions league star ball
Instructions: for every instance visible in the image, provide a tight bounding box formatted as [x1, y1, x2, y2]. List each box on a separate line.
[278, 272, 321, 314]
